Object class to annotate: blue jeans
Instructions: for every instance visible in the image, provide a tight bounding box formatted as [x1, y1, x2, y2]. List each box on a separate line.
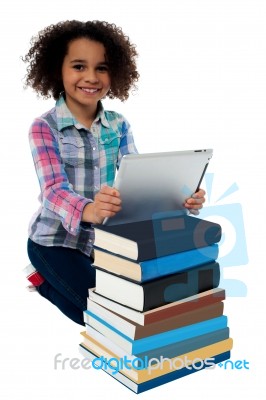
[27, 238, 95, 326]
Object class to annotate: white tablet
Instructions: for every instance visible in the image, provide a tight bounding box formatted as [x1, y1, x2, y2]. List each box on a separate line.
[103, 149, 213, 226]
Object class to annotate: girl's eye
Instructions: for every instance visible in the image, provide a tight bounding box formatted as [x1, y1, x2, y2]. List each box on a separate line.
[73, 64, 84, 71]
[97, 65, 109, 72]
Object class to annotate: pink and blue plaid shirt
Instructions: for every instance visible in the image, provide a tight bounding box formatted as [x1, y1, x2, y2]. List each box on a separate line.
[25, 95, 137, 287]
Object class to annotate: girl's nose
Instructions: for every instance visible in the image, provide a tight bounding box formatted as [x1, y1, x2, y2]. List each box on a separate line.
[84, 69, 99, 83]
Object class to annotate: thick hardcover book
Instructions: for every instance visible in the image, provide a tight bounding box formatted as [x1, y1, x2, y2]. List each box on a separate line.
[88, 287, 226, 325]
[80, 327, 230, 363]
[93, 243, 219, 282]
[93, 214, 221, 262]
[85, 315, 228, 354]
[84, 302, 224, 340]
[79, 337, 233, 383]
[95, 261, 220, 311]
[79, 345, 231, 393]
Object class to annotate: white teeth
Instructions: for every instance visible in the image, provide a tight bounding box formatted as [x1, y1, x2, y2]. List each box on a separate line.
[82, 88, 98, 93]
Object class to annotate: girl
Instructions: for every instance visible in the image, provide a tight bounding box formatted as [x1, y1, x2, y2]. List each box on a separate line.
[23, 20, 206, 326]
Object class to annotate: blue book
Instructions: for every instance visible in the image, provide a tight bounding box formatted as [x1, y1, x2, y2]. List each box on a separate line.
[93, 244, 219, 282]
[135, 327, 230, 362]
[86, 315, 228, 354]
[79, 345, 231, 393]
[81, 327, 230, 365]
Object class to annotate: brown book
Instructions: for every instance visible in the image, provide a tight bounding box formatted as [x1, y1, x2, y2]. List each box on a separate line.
[85, 300, 224, 340]
[88, 287, 225, 325]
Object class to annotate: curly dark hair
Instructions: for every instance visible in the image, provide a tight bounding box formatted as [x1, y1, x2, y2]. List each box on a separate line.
[22, 20, 139, 101]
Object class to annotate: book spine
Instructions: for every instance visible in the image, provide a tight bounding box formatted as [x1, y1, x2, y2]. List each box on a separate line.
[142, 262, 220, 311]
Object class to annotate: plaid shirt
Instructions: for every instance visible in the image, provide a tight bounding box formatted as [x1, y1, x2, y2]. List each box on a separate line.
[25, 95, 137, 287]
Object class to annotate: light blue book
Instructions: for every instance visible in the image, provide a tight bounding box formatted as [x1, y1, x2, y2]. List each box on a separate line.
[93, 243, 219, 282]
[86, 314, 228, 354]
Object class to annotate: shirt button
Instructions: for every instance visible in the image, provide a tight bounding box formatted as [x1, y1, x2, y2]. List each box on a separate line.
[92, 147, 96, 151]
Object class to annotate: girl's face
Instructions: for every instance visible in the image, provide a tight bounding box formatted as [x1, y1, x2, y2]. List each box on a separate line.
[61, 38, 111, 116]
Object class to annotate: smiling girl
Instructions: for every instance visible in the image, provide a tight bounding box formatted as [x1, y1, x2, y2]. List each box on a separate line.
[23, 20, 205, 325]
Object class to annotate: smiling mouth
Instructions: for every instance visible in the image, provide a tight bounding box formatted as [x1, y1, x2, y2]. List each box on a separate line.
[80, 87, 100, 94]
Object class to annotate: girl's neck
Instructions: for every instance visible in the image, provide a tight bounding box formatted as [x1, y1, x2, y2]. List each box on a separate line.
[65, 97, 98, 129]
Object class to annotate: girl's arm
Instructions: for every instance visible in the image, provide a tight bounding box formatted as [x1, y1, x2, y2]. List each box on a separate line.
[29, 119, 92, 235]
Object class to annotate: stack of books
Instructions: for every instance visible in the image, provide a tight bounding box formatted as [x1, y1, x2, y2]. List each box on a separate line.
[79, 214, 233, 393]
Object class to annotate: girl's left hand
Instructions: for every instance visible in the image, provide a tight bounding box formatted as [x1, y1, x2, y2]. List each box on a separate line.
[184, 188, 206, 215]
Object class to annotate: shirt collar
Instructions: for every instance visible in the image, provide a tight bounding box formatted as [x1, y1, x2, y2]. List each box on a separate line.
[93, 102, 110, 128]
[56, 95, 110, 131]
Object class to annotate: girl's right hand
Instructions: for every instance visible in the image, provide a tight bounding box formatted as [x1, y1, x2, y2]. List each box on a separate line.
[82, 185, 122, 224]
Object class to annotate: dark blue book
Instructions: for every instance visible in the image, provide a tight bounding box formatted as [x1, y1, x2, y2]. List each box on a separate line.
[95, 261, 220, 311]
[79, 345, 231, 393]
[94, 214, 221, 261]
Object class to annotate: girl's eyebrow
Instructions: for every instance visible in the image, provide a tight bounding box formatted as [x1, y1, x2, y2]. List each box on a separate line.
[70, 59, 87, 63]
[70, 59, 109, 65]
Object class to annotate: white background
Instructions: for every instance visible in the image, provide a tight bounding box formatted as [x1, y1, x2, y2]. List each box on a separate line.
[0, 0, 264, 398]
